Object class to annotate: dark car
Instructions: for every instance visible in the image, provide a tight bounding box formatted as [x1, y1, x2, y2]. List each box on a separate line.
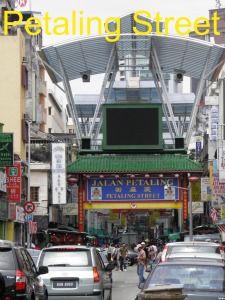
[0, 239, 48, 300]
[136, 261, 225, 300]
[125, 249, 138, 266]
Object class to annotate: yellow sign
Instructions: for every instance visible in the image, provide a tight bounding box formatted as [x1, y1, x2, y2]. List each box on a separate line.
[221, 204, 225, 220]
[109, 210, 119, 221]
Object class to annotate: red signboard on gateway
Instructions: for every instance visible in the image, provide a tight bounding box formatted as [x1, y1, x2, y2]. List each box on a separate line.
[6, 162, 21, 202]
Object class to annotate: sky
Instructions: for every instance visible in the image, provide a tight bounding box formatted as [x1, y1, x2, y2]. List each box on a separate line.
[27, 0, 220, 46]
[16, 0, 225, 95]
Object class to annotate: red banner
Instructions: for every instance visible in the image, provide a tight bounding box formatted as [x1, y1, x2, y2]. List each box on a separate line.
[6, 162, 21, 202]
[78, 185, 84, 232]
[29, 221, 37, 234]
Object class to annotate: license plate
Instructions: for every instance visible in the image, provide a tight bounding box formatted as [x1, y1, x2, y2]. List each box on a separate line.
[53, 281, 76, 288]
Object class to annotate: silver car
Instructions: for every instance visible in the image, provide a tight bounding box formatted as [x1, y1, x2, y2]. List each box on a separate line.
[136, 261, 225, 300]
[36, 245, 114, 299]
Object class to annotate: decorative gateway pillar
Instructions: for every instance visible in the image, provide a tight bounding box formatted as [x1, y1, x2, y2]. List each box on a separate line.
[78, 176, 84, 232]
[182, 174, 189, 232]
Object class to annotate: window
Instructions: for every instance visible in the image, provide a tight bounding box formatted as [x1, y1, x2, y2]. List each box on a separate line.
[22, 65, 28, 90]
[30, 187, 39, 202]
[48, 107, 52, 115]
[48, 128, 52, 133]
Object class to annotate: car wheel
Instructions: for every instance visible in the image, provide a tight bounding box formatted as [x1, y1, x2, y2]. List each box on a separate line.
[0, 272, 5, 295]
[125, 257, 134, 266]
[108, 289, 112, 300]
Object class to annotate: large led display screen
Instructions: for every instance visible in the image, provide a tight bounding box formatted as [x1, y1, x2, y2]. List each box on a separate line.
[102, 104, 162, 150]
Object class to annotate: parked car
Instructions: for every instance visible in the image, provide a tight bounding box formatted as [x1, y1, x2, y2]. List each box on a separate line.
[99, 247, 137, 266]
[136, 261, 225, 300]
[160, 241, 223, 262]
[36, 245, 114, 299]
[125, 249, 138, 266]
[0, 239, 48, 300]
[97, 249, 114, 283]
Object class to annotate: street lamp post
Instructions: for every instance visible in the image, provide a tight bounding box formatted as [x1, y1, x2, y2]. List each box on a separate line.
[164, 176, 199, 241]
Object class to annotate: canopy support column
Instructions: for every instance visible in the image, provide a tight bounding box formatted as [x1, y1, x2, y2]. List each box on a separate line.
[55, 48, 83, 142]
[151, 44, 179, 137]
[88, 44, 117, 138]
[185, 48, 212, 147]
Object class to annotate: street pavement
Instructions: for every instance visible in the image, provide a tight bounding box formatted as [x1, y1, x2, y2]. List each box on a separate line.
[112, 264, 142, 300]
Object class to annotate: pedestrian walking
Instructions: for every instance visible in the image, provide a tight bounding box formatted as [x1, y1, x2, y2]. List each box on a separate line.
[112, 244, 120, 271]
[140, 242, 148, 269]
[119, 243, 128, 271]
[148, 244, 157, 269]
[136, 244, 146, 287]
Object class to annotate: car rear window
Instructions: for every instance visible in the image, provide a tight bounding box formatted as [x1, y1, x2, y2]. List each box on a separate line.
[169, 246, 220, 254]
[39, 248, 92, 267]
[147, 264, 225, 291]
[0, 248, 15, 269]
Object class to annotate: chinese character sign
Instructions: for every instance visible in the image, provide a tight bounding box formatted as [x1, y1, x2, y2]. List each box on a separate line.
[201, 177, 211, 202]
[52, 143, 66, 204]
[212, 173, 225, 209]
[87, 178, 179, 201]
[6, 161, 21, 203]
[0, 133, 14, 167]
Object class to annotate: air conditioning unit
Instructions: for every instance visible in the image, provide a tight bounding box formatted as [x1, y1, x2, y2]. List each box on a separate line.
[22, 56, 29, 64]
[23, 113, 30, 120]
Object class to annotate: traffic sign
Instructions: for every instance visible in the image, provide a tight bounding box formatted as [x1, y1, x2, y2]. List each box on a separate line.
[24, 202, 35, 214]
[25, 214, 33, 221]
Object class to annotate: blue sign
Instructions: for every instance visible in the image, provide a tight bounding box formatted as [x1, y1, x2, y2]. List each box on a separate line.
[87, 177, 179, 201]
[25, 214, 33, 221]
[196, 141, 201, 154]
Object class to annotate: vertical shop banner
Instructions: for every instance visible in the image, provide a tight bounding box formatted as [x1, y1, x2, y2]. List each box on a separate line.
[16, 205, 24, 223]
[218, 140, 225, 183]
[78, 185, 84, 231]
[212, 173, 225, 209]
[29, 221, 37, 234]
[201, 177, 211, 202]
[6, 161, 21, 203]
[221, 204, 225, 221]
[192, 182, 200, 202]
[52, 143, 66, 204]
[195, 136, 202, 154]
[0, 133, 14, 167]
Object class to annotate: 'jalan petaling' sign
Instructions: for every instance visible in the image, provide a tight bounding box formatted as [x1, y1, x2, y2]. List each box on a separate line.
[87, 177, 178, 201]
[0, 133, 14, 167]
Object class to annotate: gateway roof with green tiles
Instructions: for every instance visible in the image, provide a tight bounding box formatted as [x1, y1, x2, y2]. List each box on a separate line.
[67, 154, 203, 174]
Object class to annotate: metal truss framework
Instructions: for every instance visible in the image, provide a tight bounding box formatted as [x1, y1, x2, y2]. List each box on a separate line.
[39, 32, 225, 148]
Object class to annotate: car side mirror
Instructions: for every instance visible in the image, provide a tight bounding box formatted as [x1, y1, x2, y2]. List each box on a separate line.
[38, 266, 49, 275]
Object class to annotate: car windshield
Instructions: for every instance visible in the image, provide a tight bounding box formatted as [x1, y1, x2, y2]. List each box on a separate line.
[147, 264, 225, 291]
[39, 248, 91, 267]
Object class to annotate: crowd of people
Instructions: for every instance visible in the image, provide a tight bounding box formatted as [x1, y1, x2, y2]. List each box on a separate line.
[100, 240, 163, 288]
